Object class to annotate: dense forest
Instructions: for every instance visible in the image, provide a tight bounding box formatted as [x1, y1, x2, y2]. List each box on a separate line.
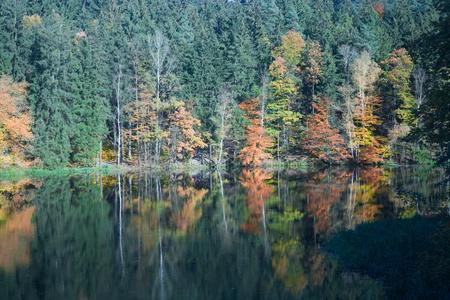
[0, 0, 449, 168]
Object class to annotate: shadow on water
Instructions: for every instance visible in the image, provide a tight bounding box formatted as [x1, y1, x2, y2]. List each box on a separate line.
[325, 216, 450, 300]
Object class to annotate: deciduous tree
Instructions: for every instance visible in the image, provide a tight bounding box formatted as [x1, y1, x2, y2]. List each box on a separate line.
[382, 48, 416, 126]
[267, 57, 301, 159]
[303, 41, 323, 98]
[168, 102, 206, 161]
[0, 76, 32, 166]
[302, 98, 350, 163]
[271, 30, 305, 69]
[239, 98, 273, 167]
[351, 51, 384, 163]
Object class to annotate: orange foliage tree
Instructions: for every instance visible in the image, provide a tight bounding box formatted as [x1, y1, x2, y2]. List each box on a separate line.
[238, 98, 273, 166]
[168, 102, 207, 160]
[302, 98, 350, 163]
[0, 76, 33, 166]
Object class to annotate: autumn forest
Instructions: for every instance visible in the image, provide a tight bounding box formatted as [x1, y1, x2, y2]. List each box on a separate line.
[0, 0, 449, 169]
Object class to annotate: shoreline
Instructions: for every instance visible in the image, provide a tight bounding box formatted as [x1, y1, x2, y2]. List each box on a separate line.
[0, 158, 442, 181]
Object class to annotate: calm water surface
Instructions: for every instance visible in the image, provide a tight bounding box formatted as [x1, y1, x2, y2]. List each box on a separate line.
[0, 167, 449, 299]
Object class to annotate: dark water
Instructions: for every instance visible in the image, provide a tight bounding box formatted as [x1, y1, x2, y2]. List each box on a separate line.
[0, 167, 448, 299]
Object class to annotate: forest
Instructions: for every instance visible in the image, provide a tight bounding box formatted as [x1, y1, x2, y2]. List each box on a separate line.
[0, 0, 449, 168]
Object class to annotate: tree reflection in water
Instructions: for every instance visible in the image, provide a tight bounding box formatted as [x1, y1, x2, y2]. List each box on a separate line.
[0, 167, 447, 299]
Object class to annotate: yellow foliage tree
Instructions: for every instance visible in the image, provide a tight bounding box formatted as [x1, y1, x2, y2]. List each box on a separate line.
[272, 30, 305, 69]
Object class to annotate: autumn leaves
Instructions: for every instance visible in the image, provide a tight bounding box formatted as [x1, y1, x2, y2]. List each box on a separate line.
[239, 30, 418, 167]
[0, 76, 33, 167]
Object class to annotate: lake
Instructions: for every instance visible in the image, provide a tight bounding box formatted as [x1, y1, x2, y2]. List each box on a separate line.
[0, 167, 449, 299]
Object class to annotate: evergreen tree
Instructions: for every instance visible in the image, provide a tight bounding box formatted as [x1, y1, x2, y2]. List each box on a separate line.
[70, 31, 110, 165]
[28, 14, 76, 167]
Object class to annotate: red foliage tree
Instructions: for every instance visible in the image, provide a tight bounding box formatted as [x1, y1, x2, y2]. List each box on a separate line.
[239, 98, 273, 166]
[302, 98, 350, 163]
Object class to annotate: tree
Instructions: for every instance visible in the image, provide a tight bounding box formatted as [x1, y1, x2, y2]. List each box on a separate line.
[124, 85, 158, 165]
[302, 98, 350, 163]
[421, 0, 450, 162]
[303, 41, 323, 98]
[70, 31, 109, 165]
[412, 67, 427, 109]
[212, 88, 235, 165]
[28, 13, 76, 167]
[351, 51, 381, 107]
[338, 45, 358, 158]
[168, 102, 206, 161]
[147, 30, 176, 163]
[382, 48, 416, 126]
[351, 51, 384, 163]
[339, 84, 357, 158]
[272, 30, 305, 69]
[267, 57, 301, 159]
[0, 76, 32, 166]
[0, 0, 29, 79]
[239, 98, 272, 167]
[0, 0, 446, 167]
[338, 44, 357, 84]
[353, 95, 385, 164]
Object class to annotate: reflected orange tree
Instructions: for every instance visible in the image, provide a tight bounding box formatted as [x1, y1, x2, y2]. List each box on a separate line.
[239, 168, 274, 234]
[0, 179, 38, 273]
[172, 186, 208, 234]
[305, 170, 351, 237]
[353, 168, 387, 222]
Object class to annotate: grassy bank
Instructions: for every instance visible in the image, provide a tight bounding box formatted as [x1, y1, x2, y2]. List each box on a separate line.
[0, 165, 126, 180]
[0, 160, 211, 180]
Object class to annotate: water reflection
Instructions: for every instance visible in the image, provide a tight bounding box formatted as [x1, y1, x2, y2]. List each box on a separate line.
[0, 167, 447, 299]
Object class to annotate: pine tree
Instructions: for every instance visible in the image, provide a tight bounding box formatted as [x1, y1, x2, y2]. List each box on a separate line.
[28, 14, 76, 167]
[0, 0, 29, 80]
[70, 31, 110, 165]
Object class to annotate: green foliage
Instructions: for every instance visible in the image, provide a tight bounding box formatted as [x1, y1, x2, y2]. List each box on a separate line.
[28, 14, 75, 167]
[0, 0, 447, 166]
[412, 146, 435, 166]
[382, 48, 416, 126]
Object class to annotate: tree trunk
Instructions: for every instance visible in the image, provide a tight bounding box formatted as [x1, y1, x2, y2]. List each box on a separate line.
[116, 65, 122, 165]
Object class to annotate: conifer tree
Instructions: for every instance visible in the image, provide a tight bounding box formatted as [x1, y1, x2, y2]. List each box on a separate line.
[28, 14, 76, 167]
